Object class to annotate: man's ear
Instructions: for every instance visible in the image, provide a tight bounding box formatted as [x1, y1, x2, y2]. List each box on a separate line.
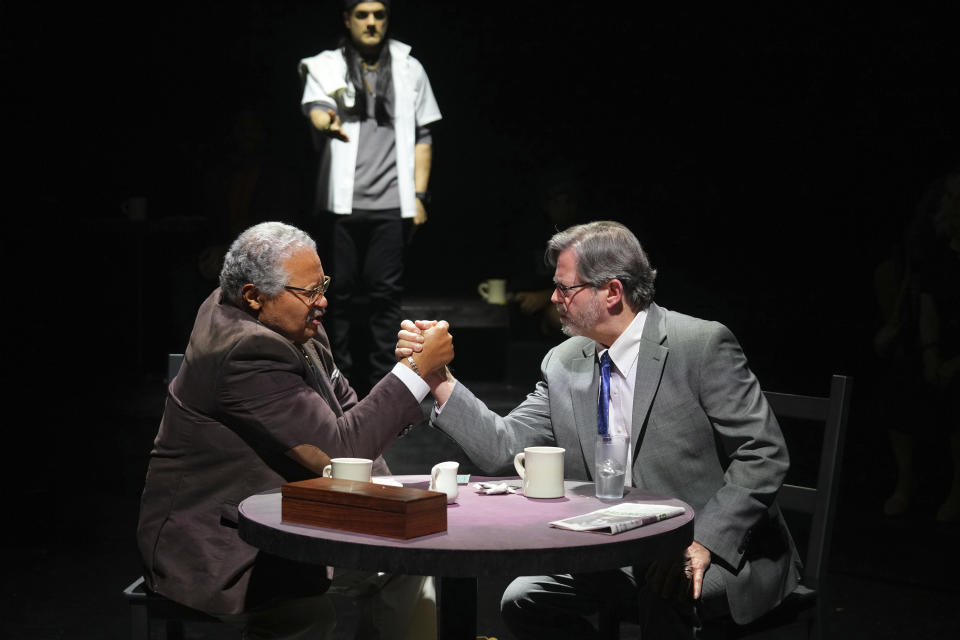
[241, 284, 264, 311]
[343, 11, 351, 30]
[605, 279, 625, 309]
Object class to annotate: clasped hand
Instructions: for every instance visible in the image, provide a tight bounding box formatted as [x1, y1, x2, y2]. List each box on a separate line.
[396, 319, 453, 377]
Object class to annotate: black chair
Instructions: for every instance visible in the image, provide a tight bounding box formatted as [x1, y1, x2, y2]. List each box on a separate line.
[601, 374, 852, 640]
[717, 374, 852, 640]
[167, 352, 184, 381]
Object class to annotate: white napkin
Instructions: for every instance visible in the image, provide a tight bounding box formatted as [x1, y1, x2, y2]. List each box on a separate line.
[372, 477, 403, 487]
[473, 482, 519, 495]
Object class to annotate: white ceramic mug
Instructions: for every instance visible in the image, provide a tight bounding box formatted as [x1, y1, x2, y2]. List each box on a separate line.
[477, 278, 507, 305]
[429, 461, 460, 504]
[513, 446, 565, 498]
[322, 457, 373, 482]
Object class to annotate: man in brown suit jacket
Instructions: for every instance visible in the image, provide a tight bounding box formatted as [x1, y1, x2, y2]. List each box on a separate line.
[137, 221, 452, 638]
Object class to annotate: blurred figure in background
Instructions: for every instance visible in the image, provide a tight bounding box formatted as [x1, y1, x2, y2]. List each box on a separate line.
[300, 0, 441, 395]
[879, 165, 960, 522]
[507, 166, 587, 340]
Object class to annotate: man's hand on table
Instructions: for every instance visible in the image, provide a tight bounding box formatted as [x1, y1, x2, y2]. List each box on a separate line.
[645, 540, 712, 602]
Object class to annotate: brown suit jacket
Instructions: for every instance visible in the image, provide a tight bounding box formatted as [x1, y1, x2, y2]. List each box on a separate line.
[137, 289, 423, 615]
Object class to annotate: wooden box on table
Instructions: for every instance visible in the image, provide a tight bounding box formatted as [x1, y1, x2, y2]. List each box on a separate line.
[281, 477, 447, 539]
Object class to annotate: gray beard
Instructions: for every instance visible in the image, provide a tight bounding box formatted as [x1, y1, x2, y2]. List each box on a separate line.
[558, 297, 602, 338]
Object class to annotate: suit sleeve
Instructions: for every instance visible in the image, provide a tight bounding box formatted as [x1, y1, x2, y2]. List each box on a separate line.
[692, 323, 790, 569]
[216, 333, 423, 461]
[431, 350, 558, 474]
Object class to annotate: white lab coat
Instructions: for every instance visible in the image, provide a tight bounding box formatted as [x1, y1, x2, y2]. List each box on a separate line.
[299, 40, 442, 218]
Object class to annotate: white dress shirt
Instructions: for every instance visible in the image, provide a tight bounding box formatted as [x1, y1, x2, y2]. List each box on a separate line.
[596, 309, 647, 486]
[391, 361, 430, 402]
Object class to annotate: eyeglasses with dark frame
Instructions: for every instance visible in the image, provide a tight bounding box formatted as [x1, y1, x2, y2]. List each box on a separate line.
[284, 276, 331, 304]
[553, 281, 592, 299]
[354, 9, 388, 20]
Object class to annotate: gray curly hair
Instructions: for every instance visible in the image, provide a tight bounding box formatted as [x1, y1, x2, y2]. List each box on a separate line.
[219, 222, 317, 305]
[546, 221, 657, 311]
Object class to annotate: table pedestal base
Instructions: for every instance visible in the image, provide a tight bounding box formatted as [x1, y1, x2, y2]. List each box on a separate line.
[437, 576, 477, 639]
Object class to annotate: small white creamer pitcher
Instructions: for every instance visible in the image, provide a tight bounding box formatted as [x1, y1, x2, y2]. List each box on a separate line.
[430, 461, 460, 504]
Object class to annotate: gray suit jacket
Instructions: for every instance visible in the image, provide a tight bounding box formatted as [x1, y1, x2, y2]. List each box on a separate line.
[432, 303, 801, 624]
[137, 289, 423, 615]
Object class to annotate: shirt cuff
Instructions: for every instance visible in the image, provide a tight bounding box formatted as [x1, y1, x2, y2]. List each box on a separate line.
[431, 380, 458, 416]
[391, 362, 430, 402]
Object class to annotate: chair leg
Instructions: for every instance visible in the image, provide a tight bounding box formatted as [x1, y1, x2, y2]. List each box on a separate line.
[698, 619, 729, 640]
[129, 601, 149, 640]
[597, 605, 620, 640]
[810, 599, 823, 640]
[165, 618, 186, 640]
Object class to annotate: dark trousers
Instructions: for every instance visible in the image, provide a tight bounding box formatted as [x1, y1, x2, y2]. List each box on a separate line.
[322, 208, 405, 392]
[500, 565, 729, 639]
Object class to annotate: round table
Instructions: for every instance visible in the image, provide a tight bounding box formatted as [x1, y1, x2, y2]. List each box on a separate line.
[239, 476, 693, 638]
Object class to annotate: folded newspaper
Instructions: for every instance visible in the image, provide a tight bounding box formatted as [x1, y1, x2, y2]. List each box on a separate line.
[549, 502, 686, 535]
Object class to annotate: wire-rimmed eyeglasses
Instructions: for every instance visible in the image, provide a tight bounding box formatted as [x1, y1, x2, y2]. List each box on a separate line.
[284, 275, 331, 304]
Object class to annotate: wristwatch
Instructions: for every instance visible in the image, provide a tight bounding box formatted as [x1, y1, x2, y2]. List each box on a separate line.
[415, 190, 431, 205]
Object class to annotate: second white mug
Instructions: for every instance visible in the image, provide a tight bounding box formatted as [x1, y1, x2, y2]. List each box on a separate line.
[513, 446, 565, 498]
[477, 278, 507, 305]
[322, 457, 373, 482]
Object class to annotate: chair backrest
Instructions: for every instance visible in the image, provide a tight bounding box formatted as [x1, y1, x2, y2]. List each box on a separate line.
[168, 353, 184, 381]
[764, 374, 852, 593]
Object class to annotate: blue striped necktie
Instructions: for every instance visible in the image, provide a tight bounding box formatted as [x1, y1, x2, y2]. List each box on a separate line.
[598, 351, 612, 435]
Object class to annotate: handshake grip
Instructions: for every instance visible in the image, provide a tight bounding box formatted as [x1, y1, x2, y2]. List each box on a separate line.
[408, 320, 454, 377]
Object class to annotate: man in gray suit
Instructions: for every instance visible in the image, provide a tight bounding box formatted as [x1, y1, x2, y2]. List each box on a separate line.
[138, 222, 453, 639]
[399, 221, 800, 638]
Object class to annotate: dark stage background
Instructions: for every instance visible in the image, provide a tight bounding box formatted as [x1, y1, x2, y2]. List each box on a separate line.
[3, 1, 959, 637]
[8, 1, 958, 386]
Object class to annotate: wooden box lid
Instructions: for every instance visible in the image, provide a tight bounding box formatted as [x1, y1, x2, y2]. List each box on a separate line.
[281, 477, 447, 539]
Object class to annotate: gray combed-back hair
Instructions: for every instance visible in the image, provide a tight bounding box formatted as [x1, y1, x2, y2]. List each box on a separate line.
[219, 222, 317, 305]
[546, 221, 657, 311]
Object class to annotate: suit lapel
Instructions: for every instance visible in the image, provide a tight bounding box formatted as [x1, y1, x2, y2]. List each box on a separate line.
[569, 342, 601, 478]
[301, 341, 343, 417]
[631, 303, 668, 464]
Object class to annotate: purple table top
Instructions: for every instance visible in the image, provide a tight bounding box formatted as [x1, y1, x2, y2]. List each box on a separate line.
[238, 476, 693, 577]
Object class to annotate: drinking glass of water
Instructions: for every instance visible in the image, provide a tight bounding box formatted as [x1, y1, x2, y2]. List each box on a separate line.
[595, 434, 628, 499]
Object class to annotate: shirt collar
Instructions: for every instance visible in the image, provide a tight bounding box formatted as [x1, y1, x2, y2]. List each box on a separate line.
[597, 309, 647, 374]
